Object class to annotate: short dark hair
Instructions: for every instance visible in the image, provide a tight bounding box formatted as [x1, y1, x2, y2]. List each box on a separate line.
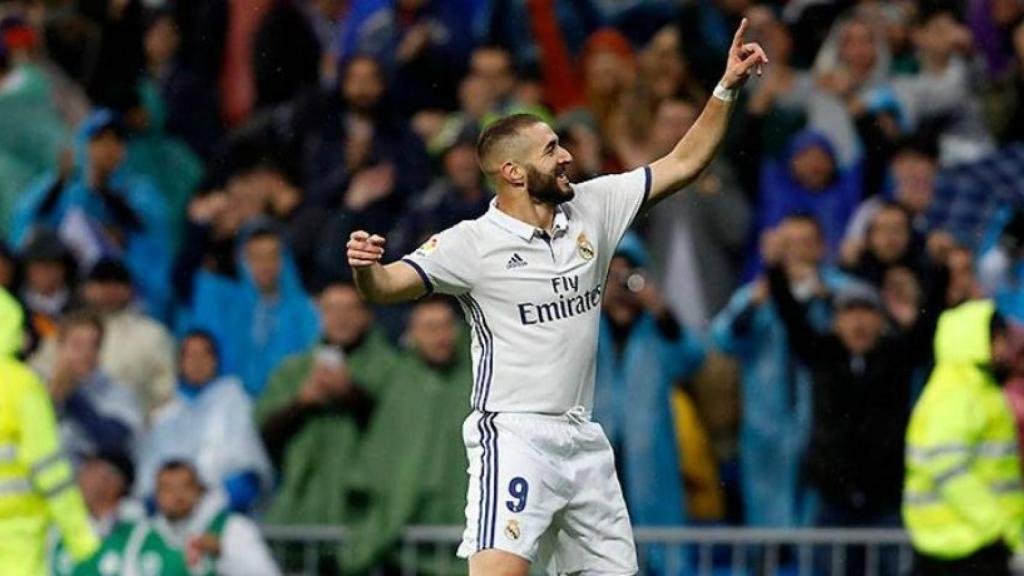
[244, 224, 282, 246]
[157, 459, 201, 485]
[476, 114, 543, 169]
[781, 212, 825, 239]
[58, 309, 105, 343]
[874, 200, 912, 224]
[181, 329, 219, 360]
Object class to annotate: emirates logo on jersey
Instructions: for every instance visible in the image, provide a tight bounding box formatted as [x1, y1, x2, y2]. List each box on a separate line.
[576, 233, 595, 261]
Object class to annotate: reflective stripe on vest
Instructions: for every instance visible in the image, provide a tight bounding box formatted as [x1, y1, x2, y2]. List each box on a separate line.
[0, 477, 32, 496]
[904, 479, 1024, 506]
[906, 440, 1018, 463]
[0, 444, 16, 463]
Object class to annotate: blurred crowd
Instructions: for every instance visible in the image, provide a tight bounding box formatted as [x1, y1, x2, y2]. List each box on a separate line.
[4, 0, 1024, 573]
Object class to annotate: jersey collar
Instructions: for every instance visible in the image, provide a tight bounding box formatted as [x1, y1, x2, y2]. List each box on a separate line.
[487, 198, 570, 242]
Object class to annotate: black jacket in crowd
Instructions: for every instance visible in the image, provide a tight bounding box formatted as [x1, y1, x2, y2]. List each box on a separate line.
[768, 265, 948, 515]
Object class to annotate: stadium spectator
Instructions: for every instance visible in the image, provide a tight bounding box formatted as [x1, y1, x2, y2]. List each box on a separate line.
[768, 257, 947, 529]
[736, 5, 814, 200]
[119, 460, 280, 576]
[17, 230, 78, 340]
[31, 258, 175, 418]
[904, 301, 1024, 575]
[902, 6, 993, 164]
[554, 108, 604, 183]
[9, 109, 173, 317]
[122, 76, 204, 250]
[182, 225, 320, 396]
[42, 310, 143, 465]
[841, 201, 921, 287]
[594, 233, 705, 572]
[711, 214, 859, 527]
[0, 15, 72, 239]
[809, 12, 895, 169]
[386, 128, 490, 260]
[622, 97, 751, 326]
[580, 28, 637, 145]
[285, 55, 430, 234]
[342, 0, 476, 114]
[252, 0, 323, 111]
[140, 9, 223, 158]
[255, 282, 399, 533]
[844, 136, 940, 246]
[946, 243, 983, 307]
[755, 130, 862, 268]
[48, 451, 142, 576]
[345, 295, 473, 573]
[136, 330, 272, 514]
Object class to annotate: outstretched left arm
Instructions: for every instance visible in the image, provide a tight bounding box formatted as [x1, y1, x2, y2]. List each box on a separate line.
[647, 18, 769, 209]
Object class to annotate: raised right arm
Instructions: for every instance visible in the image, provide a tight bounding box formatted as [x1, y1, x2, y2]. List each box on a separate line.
[347, 231, 428, 304]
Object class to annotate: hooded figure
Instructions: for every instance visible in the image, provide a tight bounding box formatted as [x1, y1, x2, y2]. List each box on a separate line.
[181, 224, 320, 397]
[593, 233, 704, 573]
[9, 109, 172, 317]
[904, 301, 1024, 574]
[136, 331, 273, 513]
[757, 131, 863, 265]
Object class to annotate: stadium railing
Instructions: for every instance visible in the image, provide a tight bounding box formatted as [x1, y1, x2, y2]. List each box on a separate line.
[262, 525, 914, 575]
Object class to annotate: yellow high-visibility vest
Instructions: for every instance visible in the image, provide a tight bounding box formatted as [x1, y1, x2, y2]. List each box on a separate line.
[0, 288, 98, 574]
[903, 300, 1024, 559]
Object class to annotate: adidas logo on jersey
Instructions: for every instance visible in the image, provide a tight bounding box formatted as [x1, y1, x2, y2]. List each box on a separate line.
[506, 253, 528, 270]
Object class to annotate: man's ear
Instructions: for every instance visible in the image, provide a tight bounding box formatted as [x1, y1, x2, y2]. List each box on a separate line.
[501, 162, 525, 187]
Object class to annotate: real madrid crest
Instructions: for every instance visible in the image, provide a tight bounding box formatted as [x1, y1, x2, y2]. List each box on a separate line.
[504, 518, 521, 541]
[576, 233, 595, 261]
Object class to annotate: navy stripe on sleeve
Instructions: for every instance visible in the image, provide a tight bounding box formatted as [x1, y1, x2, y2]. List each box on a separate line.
[642, 165, 652, 207]
[401, 258, 434, 295]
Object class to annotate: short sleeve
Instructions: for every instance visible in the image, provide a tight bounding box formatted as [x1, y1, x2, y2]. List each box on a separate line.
[572, 166, 651, 248]
[401, 223, 477, 296]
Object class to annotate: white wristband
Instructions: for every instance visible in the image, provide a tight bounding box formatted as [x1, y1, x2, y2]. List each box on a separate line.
[713, 82, 739, 102]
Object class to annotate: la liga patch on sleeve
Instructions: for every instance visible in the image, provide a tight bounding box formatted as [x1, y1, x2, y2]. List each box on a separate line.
[415, 234, 440, 256]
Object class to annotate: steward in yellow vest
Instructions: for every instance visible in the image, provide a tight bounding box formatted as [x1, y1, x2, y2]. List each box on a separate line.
[904, 300, 1024, 575]
[0, 288, 98, 575]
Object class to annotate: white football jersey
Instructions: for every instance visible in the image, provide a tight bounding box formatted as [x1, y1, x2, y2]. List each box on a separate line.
[403, 167, 650, 414]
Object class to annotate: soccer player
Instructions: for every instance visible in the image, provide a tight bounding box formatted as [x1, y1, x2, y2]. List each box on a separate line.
[347, 20, 768, 576]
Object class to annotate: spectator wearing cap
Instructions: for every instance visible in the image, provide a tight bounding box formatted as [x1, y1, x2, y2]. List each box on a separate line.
[17, 230, 78, 341]
[136, 330, 272, 515]
[181, 224, 319, 397]
[767, 251, 949, 538]
[41, 310, 144, 467]
[30, 258, 175, 418]
[9, 108, 173, 318]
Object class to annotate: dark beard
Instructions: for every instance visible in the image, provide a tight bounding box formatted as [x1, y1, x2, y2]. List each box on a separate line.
[526, 164, 574, 205]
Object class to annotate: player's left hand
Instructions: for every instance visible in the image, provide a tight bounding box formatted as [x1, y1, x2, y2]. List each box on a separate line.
[720, 18, 769, 90]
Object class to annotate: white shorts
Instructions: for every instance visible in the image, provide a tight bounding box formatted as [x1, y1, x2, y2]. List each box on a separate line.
[456, 410, 638, 575]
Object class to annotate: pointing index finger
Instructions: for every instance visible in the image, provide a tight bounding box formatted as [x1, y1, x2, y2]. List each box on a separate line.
[733, 17, 749, 48]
